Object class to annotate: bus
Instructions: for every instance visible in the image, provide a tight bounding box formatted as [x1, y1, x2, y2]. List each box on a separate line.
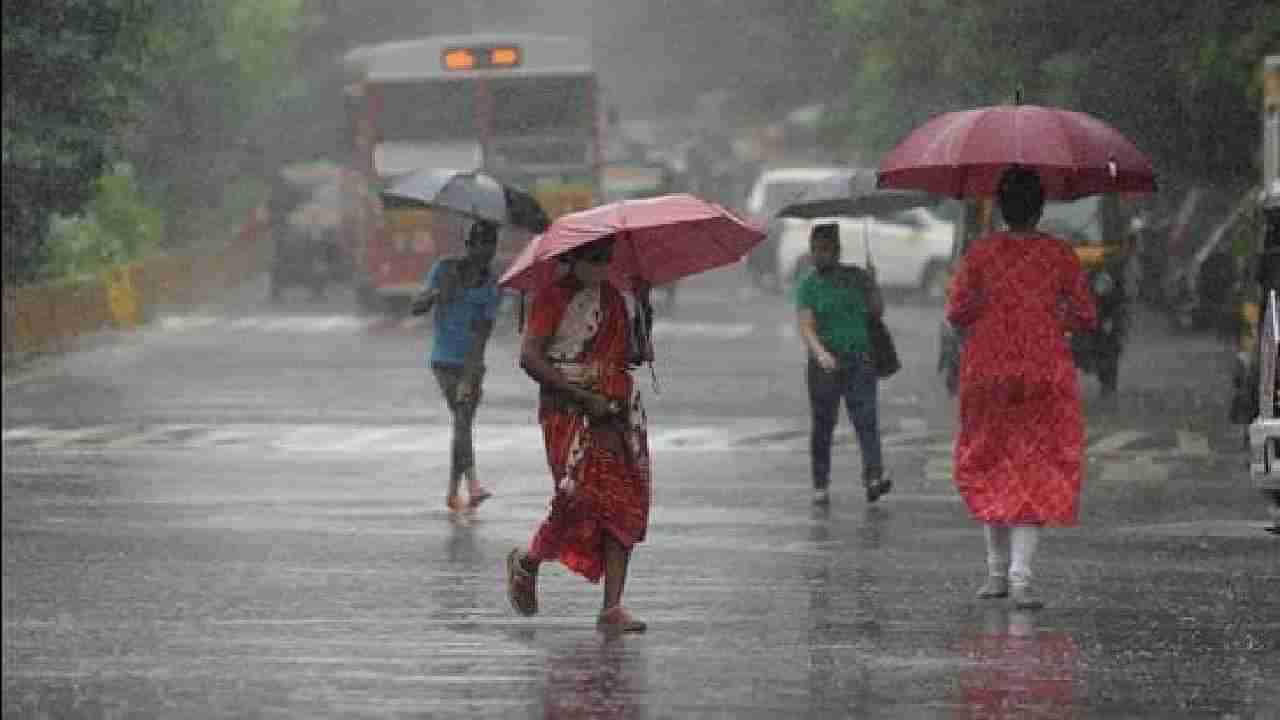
[339, 33, 603, 312]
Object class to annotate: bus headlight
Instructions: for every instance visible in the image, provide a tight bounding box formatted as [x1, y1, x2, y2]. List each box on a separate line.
[1091, 271, 1115, 296]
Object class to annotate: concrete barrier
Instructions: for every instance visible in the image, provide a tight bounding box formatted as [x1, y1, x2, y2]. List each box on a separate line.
[2, 206, 267, 356]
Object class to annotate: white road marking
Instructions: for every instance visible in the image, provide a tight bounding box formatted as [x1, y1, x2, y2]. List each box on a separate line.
[898, 417, 928, 433]
[1097, 455, 1170, 485]
[1088, 430, 1147, 454]
[1175, 430, 1211, 457]
[924, 456, 953, 482]
[651, 321, 755, 340]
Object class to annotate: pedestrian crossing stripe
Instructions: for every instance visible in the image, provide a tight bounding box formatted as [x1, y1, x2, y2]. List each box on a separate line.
[1, 422, 1219, 458]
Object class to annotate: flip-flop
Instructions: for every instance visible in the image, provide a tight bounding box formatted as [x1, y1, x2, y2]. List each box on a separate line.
[597, 605, 646, 634]
[468, 487, 494, 509]
[506, 548, 538, 616]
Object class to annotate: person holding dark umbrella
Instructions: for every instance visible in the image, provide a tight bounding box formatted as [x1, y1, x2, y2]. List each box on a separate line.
[411, 220, 502, 516]
[796, 222, 893, 505]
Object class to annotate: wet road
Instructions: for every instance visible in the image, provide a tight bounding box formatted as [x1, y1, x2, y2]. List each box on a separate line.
[4, 270, 1278, 718]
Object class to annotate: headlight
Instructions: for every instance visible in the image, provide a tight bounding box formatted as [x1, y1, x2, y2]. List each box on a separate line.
[1091, 272, 1115, 296]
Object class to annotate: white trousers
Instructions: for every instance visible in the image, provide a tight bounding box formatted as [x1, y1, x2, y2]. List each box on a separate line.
[985, 524, 1040, 587]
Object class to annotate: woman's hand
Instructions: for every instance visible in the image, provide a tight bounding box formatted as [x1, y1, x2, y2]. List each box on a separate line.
[815, 348, 839, 371]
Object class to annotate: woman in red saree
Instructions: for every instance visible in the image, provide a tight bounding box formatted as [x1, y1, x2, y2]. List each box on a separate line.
[945, 167, 1097, 610]
[506, 235, 652, 633]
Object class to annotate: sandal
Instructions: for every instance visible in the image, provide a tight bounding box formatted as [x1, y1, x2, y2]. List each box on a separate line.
[506, 547, 538, 616]
[468, 486, 494, 510]
[597, 605, 646, 634]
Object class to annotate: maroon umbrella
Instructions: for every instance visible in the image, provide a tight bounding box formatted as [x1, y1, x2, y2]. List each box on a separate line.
[877, 104, 1156, 200]
[499, 193, 765, 293]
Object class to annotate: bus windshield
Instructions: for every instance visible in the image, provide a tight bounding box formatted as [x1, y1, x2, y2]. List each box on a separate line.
[376, 76, 591, 143]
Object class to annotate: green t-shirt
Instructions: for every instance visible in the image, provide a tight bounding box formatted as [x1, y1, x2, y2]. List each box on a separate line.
[795, 265, 871, 355]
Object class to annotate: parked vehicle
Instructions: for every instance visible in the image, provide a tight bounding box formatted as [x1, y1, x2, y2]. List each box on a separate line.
[775, 205, 955, 297]
[1237, 53, 1280, 532]
[269, 176, 351, 302]
[742, 166, 862, 292]
[1162, 195, 1253, 334]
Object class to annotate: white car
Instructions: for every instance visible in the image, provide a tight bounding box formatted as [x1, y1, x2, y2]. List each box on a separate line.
[776, 206, 956, 297]
[743, 166, 867, 291]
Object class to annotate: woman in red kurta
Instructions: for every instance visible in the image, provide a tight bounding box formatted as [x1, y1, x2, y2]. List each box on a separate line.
[945, 167, 1097, 610]
[506, 235, 652, 633]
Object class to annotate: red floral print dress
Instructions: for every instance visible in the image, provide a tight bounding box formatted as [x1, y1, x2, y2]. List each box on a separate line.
[946, 232, 1097, 526]
[527, 277, 651, 582]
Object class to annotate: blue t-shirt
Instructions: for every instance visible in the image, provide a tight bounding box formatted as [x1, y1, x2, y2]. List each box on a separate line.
[424, 258, 502, 366]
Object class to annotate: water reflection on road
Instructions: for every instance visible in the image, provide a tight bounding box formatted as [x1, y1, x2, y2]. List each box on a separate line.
[954, 609, 1080, 719]
[541, 635, 649, 720]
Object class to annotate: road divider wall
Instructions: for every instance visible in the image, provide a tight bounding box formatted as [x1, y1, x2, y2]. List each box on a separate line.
[2, 206, 268, 356]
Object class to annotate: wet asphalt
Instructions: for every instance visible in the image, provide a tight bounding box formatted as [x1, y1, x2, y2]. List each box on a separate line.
[3, 269, 1278, 719]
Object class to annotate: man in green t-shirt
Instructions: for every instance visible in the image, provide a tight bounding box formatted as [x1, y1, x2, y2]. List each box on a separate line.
[796, 222, 892, 504]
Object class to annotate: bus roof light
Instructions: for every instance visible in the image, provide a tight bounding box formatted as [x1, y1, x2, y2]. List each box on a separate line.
[490, 46, 520, 67]
[443, 48, 475, 70]
[443, 45, 521, 70]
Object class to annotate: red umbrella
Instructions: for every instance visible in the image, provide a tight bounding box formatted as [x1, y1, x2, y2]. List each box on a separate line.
[499, 193, 765, 292]
[877, 104, 1156, 200]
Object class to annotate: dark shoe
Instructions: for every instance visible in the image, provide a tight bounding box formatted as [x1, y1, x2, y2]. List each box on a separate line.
[597, 605, 646, 634]
[1011, 584, 1044, 610]
[865, 468, 893, 503]
[976, 576, 1009, 599]
[506, 547, 538, 616]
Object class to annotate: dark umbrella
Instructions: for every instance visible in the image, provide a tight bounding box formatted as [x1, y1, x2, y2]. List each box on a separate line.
[776, 189, 944, 220]
[381, 168, 550, 233]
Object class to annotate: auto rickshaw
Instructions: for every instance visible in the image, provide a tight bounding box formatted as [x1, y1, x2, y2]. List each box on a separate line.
[938, 193, 1136, 395]
[268, 170, 351, 303]
[1231, 54, 1280, 533]
[1240, 190, 1280, 532]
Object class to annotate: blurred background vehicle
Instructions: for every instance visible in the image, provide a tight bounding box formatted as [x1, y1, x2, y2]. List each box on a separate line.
[775, 204, 956, 298]
[1161, 191, 1255, 335]
[269, 169, 351, 303]
[742, 165, 863, 293]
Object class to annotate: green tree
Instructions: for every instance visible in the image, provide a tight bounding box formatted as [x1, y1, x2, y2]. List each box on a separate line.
[821, 0, 1279, 191]
[2, 0, 142, 283]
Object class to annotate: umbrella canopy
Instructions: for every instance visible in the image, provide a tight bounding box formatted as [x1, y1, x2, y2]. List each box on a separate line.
[877, 104, 1156, 200]
[499, 193, 765, 292]
[776, 189, 944, 220]
[381, 168, 550, 232]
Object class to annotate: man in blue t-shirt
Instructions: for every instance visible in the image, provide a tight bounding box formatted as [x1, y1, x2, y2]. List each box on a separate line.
[411, 221, 503, 514]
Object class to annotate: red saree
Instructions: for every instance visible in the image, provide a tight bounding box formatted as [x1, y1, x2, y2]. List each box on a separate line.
[946, 232, 1097, 526]
[526, 278, 651, 582]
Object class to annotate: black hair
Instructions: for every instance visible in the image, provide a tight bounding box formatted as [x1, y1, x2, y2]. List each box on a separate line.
[997, 165, 1045, 229]
[810, 222, 840, 244]
[467, 220, 498, 246]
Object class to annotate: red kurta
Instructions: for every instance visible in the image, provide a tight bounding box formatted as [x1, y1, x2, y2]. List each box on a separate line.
[526, 278, 651, 582]
[946, 232, 1097, 526]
